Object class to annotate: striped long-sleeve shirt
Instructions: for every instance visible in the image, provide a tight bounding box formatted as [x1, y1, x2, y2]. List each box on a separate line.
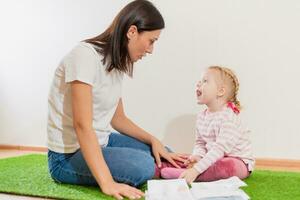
[193, 106, 255, 174]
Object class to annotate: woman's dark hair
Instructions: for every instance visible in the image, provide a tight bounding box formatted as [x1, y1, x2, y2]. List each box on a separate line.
[85, 0, 165, 76]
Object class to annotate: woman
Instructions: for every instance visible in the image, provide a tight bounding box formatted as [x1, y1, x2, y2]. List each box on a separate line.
[47, 0, 184, 199]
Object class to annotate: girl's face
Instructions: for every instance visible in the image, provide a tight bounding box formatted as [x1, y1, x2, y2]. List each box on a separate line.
[196, 69, 221, 105]
[127, 26, 161, 62]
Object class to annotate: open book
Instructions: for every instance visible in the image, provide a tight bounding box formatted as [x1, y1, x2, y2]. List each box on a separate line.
[146, 176, 249, 200]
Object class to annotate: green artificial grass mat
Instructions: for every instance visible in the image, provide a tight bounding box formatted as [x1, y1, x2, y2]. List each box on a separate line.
[0, 154, 300, 200]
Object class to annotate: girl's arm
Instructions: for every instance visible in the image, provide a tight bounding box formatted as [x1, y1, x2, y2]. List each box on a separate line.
[192, 127, 207, 158]
[193, 120, 240, 174]
[180, 120, 241, 183]
[184, 115, 207, 167]
[111, 99, 185, 167]
[71, 81, 143, 200]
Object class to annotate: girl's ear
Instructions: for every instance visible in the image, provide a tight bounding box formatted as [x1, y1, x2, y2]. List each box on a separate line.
[127, 25, 138, 40]
[217, 86, 226, 97]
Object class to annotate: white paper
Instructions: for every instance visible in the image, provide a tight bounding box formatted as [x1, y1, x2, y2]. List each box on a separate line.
[191, 176, 247, 191]
[146, 177, 250, 200]
[146, 179, 194, 200]
[190, 176, 249, 200]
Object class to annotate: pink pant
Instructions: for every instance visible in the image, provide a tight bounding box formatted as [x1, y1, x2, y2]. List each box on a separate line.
[160, 157, 250, 182]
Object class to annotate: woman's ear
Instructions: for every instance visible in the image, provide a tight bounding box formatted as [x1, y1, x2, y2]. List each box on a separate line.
[127, 25, 138, 40]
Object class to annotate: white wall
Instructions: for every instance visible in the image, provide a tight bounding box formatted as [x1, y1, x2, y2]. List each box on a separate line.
[1, 0, 300, 159]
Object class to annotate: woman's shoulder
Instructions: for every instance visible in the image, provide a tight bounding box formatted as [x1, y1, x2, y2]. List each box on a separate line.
[68, 42, 101, 59]
[61, 42, 105, 72]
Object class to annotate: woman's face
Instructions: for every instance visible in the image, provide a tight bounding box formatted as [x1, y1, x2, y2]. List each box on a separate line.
[127, 26, 161, 62]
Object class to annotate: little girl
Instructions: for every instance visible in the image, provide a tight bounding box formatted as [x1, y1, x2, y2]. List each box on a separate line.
[161, 66, 254, 183]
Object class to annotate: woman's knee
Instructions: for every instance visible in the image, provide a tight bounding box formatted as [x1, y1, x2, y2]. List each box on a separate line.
[129, 152, 155, 185]
[105, 148, 155, 186]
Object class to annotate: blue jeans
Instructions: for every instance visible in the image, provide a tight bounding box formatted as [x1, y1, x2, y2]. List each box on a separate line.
[48, 133, 155, 187]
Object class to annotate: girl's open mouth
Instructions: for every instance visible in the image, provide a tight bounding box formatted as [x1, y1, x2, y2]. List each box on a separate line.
[196, 90, 202, 97]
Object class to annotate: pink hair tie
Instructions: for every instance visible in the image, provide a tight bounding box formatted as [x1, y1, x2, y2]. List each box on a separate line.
[227, 102, 240, 114]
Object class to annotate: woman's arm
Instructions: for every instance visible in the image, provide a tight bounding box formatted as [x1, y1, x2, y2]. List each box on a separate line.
[111, 99, 186, 167]
[111, 99, 153, 144]
[71, 81, 143, 200]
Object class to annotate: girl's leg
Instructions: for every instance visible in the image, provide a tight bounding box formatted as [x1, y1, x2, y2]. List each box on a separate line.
[160, 167, 186, 179]
[196, 157, 250, 182]
[154, 160, 187, 178]
[160, 157, 249, 181]
[48, 147, 155, 187]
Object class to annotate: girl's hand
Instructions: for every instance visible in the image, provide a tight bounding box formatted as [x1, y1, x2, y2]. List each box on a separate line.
[151, 137, 185, 168]
[179, 168, 200, 184]
[101, 180, 144, 200]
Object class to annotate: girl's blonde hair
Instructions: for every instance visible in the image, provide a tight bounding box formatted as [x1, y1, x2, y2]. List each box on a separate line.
[208, 66, 241, 110]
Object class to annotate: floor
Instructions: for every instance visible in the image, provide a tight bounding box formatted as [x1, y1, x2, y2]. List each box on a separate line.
[1, 150, 300, 199]
[0, 150, 45, 159]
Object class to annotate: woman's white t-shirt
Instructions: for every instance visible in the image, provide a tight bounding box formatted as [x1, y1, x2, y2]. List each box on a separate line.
[47, 42, 123, 153]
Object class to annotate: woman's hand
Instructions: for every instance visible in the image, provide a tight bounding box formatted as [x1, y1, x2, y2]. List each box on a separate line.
[184, 155, 201, 168]
[150, 137, 187, 168]
[169, 152, 189, 164]
[179, 168, 200, 184]
[101, 180, 144, 200]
